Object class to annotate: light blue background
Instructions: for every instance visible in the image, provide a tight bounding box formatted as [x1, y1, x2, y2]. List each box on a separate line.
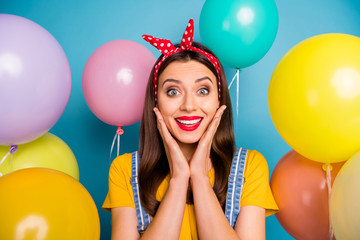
[1, 0, 360, 239]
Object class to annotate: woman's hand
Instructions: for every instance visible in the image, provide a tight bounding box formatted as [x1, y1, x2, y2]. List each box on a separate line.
[189, 105, 227, 179]
[153, 107, 190, 181]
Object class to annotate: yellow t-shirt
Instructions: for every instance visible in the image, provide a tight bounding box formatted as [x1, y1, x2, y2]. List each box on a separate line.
[102, 149, 279, 239]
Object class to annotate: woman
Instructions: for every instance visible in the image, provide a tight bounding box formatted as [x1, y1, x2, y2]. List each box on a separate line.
[103, 19, 278, 240]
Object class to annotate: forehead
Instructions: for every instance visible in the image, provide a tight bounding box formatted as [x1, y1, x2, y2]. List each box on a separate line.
[158, 60, 217, 85]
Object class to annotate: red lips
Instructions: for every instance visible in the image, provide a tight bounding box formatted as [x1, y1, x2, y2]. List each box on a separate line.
[176, 116, 202, 120]
[175, 116, 203, 131]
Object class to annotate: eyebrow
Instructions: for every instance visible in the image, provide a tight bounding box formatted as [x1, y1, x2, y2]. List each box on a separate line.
[162, 76, 213, 87]
[196, 76, 213, 83]
[162, 79, 180, 87]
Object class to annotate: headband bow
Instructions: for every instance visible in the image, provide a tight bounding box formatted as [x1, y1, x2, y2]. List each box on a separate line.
[142, 19, 221, 103]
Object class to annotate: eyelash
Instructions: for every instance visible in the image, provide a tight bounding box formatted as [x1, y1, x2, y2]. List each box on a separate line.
[167, 89, 180, 96]
[198, 88, 209, 95]
[166, 87, 210, 96]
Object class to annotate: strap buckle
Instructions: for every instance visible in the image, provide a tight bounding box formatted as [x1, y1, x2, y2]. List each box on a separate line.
[228, 175, 246, 185]
[130, 175, 138, 184]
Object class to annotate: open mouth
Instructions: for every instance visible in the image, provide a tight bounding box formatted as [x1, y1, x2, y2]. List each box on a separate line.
[175, 116, 203, 131]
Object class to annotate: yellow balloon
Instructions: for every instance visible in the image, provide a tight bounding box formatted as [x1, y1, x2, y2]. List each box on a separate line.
[268, 33, 360, 163]
[0, 133, 79, 180]
[0, 168, 100, 240]
[330, 151, 360, 239]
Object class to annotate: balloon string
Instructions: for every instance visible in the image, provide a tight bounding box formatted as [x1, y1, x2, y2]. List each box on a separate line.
[228, 70, 238, 89]
[228, 69, 240, 121]
[0, 150, 9, 177]
[236, 69, 239, 121]
[326, 164, 334, 240]
[0, 145, 18, 176]
[11, 153, 13, 172]
[110, 126, 124, 162]
[117, 134, 120, 157]
[0, 152, 10, 167]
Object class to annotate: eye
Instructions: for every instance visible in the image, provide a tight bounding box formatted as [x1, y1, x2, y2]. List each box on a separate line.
[198, 88, 209, 95]
[167, 89, 179, 96]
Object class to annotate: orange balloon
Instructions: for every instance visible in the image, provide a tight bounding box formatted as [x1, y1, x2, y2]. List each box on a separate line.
[270, 150, 344, 240]
[0, 168, 100, 240]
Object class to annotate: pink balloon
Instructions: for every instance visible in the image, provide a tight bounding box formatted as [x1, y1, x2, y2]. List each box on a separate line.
[82, 40, 156, 126]
[0, 14, 71, 146]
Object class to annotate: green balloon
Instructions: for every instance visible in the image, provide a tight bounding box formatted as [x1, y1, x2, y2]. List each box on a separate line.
[200, 0, 279, 69]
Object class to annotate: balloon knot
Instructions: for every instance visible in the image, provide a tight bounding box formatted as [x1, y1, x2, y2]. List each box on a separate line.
[116, 126, 124, 135]
[10, 145, 18, 154]
[322, 163, 333, 172]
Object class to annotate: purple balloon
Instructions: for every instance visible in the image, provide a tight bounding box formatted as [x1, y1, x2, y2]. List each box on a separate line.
[0, 14, 71, 146]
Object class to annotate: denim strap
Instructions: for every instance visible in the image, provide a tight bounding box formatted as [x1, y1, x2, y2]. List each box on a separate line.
[225, 147, 248, 228]
[131, 148, 247, 231]
[130, 151, 152, 232]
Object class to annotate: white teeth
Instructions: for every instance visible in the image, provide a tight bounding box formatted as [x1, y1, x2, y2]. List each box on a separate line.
[176, 118, 202, 125]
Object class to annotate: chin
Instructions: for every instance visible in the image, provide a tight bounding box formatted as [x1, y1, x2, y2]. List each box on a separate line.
[178, 138, 200, 144]
[174, 132, 202, 144]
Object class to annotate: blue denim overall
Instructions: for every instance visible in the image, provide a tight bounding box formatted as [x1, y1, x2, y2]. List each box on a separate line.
[130, 147, 247, 233]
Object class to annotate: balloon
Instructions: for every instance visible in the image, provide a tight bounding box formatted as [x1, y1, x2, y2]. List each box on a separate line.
[271, 150, 344, 240]
[330, 151, 360, 239]
[82, 40, 156, 126]
[0, 14, 71, 146]
[268, 33, 360, 163]
[0, 132, 79, 180]
[199, 0, 278, 69]
[0, 168, 100, 239]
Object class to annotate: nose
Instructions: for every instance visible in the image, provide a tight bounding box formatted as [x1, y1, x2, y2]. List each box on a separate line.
[180, 92, 197, 112]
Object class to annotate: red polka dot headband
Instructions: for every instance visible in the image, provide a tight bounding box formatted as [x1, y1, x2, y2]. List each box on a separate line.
[142, 19, 221, 103]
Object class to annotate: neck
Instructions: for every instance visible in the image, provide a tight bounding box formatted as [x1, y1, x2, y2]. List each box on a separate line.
[176, 140, 213, 172]
[176, 141, 197, 162]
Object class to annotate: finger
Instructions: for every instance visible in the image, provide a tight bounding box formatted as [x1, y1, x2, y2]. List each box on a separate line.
[153, 107, 164, 136]
[210, 105, 227, 133]
[200, 105, 227, 145]
[153, 108, 189, 178]
[153, 107, 174, 159]
[153, 107, 176, 146]
[153, 109, 167, 146]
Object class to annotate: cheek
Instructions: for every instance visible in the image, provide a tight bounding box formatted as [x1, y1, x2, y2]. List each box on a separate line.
[158, 93, 182, 115]
[202, 99, 220, 116]
[158, 101, 175, 116]
[158, 102, 177, 128]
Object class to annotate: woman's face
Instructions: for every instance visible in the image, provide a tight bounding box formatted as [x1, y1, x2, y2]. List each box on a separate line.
[157, 60, 220, 144]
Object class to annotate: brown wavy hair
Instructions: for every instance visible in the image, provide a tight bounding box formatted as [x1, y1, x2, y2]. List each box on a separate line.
[138, 42, 235, 217]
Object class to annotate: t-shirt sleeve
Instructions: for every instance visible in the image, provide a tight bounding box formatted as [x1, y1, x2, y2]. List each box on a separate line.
[240, 150, 279, 217]
[102, 153, 135, 212]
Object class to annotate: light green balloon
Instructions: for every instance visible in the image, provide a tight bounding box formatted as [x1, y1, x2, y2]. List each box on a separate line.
[0, 133, 79, 180]
[330, 151, 360, 239]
